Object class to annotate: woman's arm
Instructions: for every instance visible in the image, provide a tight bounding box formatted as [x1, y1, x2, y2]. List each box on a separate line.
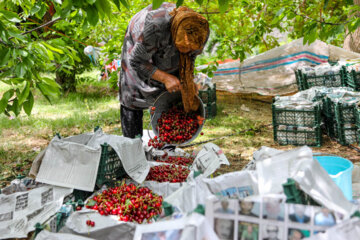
[151, 69, 181, 93]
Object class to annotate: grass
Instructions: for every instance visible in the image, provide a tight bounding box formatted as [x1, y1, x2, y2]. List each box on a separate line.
[1, 70, 359, 186]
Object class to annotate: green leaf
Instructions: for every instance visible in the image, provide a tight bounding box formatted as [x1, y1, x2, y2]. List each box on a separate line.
[8, 31, 26, 41]
[275, 8, 284, 17]
[23, 91, 34, 116]
[305, 28, 317, 45]
[38, 83, 60, 98]
[195, 0, 203, 5]
[18, 81, 30, 105]
[43, 42, 64, 54]
[113, 0, 129, 10]
[0, 49, 11, 67]
[30, 5, 41, 15]
[38, 4, 48, 18]
[0, 89, 14, 114]
[86, 5, 99, 26]
[176, 0, 184, 7]
[218, 0, 229, 14]
[345, 0, 354, 5]
[42, 77, 61, 89]
[0, 10, 21, 23]
[12, 98, 20, 116]
[15, 64, 26, 78]
[323, 0, 329, 10]
[98, 0, 112, 17]
[152, 0, 164, 9]
[87, 0, 97, 4]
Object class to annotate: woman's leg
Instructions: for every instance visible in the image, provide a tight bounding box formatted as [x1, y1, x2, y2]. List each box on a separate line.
[120, 105, 144, 138]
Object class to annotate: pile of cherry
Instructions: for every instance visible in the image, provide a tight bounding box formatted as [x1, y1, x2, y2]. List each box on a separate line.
[86, 183, 162, 224]
[146, 164, 190, 183]
[148, 106, 204, 149]
[155, 152, 194, 166]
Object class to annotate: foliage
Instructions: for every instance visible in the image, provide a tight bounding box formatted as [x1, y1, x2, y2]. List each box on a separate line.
[0, 0, 131, 117]
[1, 0, 360, 117]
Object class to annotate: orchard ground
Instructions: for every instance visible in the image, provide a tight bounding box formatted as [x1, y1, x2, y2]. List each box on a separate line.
[1, 70, 360, 188]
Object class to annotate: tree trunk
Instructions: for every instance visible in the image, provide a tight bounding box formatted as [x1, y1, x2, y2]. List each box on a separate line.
[343, 0, 360, 53]
[55, 71, 76, 92]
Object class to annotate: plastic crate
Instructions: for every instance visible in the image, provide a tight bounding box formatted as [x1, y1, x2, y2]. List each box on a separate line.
[73, 189, 93, 202]
[272, 104, 321, 127]
[336, 124, 359, 146]
[303, 72, 345, 89]
[282, 178, 319, 206]
[198, 84, 216, 104]
[355, 107, 360, 129]
[334, 102, 357, 125]
[324, 118, 338, 139]
[295, 70, 305, 91]
[96, 143, 127, 186]
[204, 102, 217, 119]
[274, 125, 322, 147]
[345, 70, 360, 91]
[322, 97, 335, 118]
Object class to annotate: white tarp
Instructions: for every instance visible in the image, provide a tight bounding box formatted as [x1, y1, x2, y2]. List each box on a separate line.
[198, 38, 360, 95]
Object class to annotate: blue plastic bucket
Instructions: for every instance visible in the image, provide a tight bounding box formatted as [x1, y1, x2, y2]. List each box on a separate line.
[314, 156, 354, 200]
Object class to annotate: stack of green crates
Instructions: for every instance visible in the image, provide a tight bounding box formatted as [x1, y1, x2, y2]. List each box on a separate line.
[323, 98, 359, 145]
[272, 103, 322, 147]
[199, 84, 217, 119]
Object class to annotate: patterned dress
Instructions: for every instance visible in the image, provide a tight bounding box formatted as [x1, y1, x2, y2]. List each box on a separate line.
[119, 2, 179, 110]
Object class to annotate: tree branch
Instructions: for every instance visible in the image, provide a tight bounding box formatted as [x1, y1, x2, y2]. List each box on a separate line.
[294, 10, 351, 26]
[8, 17, 62, 40]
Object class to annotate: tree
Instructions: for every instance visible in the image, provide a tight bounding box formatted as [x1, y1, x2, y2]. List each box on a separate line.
[344, 0, 360, 53]
[1, 0, 360, 117]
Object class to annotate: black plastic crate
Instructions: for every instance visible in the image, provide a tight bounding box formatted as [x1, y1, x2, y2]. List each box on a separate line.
[96, 143, 127, 186]
[73, 189, 93, 202]
[199, 84, 216, 104]
[272, 104, 321, 127]
[273, 125, 322, 147]
[204, 102, 217, 119]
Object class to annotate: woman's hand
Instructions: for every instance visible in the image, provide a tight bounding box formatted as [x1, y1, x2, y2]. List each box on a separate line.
[152, 70, 181, 93]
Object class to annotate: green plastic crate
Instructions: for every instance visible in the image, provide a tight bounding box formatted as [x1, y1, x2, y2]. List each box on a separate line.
[73, 189, 93, 202]
[272, 104, 321, 127]
[303, 72, 345, 89]
[204, 102, 217, 119]
[355, 107, 360, 129]
[199, 84, 216, 104]
[96, 143, 127, 186]
[336, 123, 359, 146]
[295, 70, 305, 91]
[273, 125, 322, 147]
[334, 102, 357, 125]
[282, 178, 320, 206]
[324, 118, 338, 139]
[345, 69, 360, 91]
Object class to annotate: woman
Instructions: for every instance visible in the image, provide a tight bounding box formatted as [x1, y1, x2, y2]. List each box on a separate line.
[119, 2, 209, 138]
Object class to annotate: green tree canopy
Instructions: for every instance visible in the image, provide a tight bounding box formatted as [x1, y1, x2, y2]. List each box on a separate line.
[1, 0, 360, 116]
